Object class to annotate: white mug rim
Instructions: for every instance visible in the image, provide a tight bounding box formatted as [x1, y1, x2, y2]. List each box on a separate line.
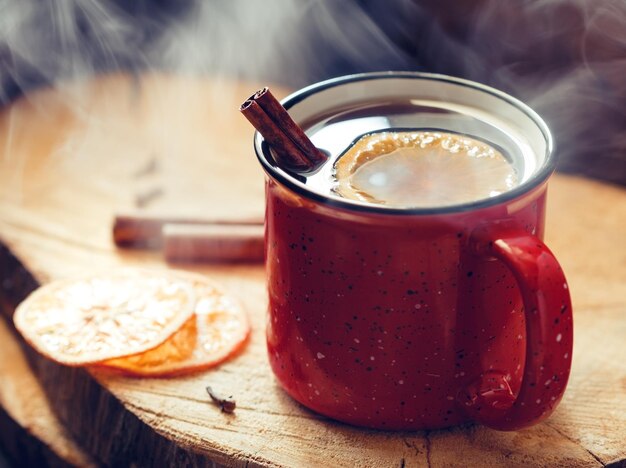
[254, 71, 555, 216]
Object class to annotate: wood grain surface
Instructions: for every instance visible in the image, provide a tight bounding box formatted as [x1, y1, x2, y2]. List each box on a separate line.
[0, 74, 624, 467]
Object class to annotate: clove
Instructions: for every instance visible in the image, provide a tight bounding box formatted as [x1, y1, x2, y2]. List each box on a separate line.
[206, 386, 236, 413]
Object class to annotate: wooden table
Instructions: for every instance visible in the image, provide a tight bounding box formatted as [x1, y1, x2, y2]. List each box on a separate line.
[0, 74, 624, 467]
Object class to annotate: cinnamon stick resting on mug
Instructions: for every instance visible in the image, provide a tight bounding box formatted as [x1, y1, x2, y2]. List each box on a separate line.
[113, 212, 263, 248]
[163, 223, 264, 263]
[240, 87, 327, 172]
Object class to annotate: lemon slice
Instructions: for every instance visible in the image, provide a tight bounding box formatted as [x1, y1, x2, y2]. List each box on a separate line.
[334, 131, 518, 208]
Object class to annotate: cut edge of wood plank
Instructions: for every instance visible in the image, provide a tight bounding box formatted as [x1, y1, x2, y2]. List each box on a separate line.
[0, 405, 84, 468]
[0, 249, 95, 467]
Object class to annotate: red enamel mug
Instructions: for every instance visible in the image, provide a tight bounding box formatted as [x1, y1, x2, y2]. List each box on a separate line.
[254, 72, 573, 431]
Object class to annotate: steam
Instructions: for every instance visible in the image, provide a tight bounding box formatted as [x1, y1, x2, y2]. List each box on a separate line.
[406, 0, 626, 182]
[0, 0, 410, 100]
[0, 0, 624, 181]
[0, 0, 140, 102]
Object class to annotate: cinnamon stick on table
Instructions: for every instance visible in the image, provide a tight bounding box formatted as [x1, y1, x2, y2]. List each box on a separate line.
[240, 87, 327, 172]
[163, 223, 264, 263]
[113, 212, 263, 248]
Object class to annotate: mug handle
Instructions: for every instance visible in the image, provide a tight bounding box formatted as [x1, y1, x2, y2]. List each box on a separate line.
[462, 222, 573, 431]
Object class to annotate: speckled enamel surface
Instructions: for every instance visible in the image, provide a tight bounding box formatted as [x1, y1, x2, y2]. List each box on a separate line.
[265, 179, 572, 431]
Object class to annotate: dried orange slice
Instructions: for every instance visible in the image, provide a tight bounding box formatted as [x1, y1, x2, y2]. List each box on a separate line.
[334, 131, 517, 208]
[13, 270, 196, 366]
[97, 273, 250, 377]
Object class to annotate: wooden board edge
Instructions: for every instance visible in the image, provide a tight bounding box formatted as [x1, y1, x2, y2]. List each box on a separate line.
[0, 405, 77, 468]
[0, 245, 95, 467]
